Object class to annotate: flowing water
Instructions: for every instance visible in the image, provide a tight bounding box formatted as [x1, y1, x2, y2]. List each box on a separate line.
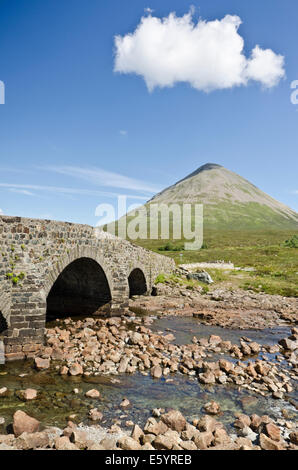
[0, 315, 297, 433]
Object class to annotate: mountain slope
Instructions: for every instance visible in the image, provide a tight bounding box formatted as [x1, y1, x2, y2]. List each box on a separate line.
[144, 163, 298, 231]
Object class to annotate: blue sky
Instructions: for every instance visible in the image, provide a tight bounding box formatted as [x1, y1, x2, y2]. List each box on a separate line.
[0, 0, 297, 225]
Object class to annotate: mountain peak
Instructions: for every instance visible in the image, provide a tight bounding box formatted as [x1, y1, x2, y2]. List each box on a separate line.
[149, 163, 298, 230]
[183, 163, 224, 181]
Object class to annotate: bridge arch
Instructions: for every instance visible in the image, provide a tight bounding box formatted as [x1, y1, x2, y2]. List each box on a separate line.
[46, 257, 112, 321]
[128, 267, 148, 297]
[43, 247, 116, 321]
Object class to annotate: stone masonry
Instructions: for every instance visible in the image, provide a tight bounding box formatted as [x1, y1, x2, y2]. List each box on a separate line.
[0, 216, 175, 361]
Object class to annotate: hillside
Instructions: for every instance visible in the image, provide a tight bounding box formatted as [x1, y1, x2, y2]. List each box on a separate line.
[145, 163, 298, 231]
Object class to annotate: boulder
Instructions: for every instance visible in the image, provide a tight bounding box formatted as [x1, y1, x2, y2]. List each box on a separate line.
[0, 387, 8, 397]
[187, 272, 213, 284]
[34, 357, 50, 370]
[193, 431, 213, 450]
[161, 410, 187, 433]
[151, 365, 163, 379]
[131, 424, 144, 442]
[13, 411, 40, 437]
[89, 408, 103, 422]
[154, 434, 175, 450]
[18, 389, 37, 401]
[69, 363, 83, 376]
[198, 372, 216, 384]
[117, 436, 142, 450]
[289, 431, 298, 445]
[16, 431, 49, 450]
[196, 416, 217, 433]
[265, 423, 281, 442]
[144, 418, 168, 436]
[259, 433, 284, 451]
[55, 436, 79, 450]
[85, 389, 100, 399]
[203, 401, 221, 415]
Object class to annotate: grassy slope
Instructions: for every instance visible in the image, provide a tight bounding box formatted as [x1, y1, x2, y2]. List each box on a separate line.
[133, 230, 298, 297]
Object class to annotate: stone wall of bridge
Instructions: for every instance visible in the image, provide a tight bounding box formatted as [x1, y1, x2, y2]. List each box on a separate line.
[0, 215, 175, 361]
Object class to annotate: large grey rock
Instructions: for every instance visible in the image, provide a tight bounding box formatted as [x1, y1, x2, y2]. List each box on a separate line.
[187, 271, 213, 284]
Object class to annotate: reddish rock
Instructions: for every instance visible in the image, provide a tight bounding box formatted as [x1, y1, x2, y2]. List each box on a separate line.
[265, 423, 281, 442]
[161, 410, 187, 433]
[132, 424, 144, 442]
[196, 416, 217, 433]
[194, 431, 213, 450]
[120, 398, 131, 408]
[259, 433, 284, 450]
[289, 431, 298, 445]
[69, 363, 83, 376]
[144, 418, 168, 436]
[249, 342, 261, 354]
[151, 365, 162, 379]
[234, 414, 251, 429]
[209, 335, 222, 345]
[117, 436, 142, 450]
[250, 414, 262, 431]
[55, 436, 78, 450]
[60, 366, 69, 375]
[89, 408, 103, 422]
[34, 357, 50, 370]
[15, 431, 49, 450]
[13, 411, 40, 437]
[18, 389, 37, 401]
[85, 389, 100, 399]
[213, 428, 232, 447]
[219, 359, 233, 374]
[203, 401, 221, 415]
[198, 372, 216, 384]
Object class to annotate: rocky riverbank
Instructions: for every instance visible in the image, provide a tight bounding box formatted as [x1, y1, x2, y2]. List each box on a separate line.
[0, 405, 297, 450]
[131, 282, 298, 329]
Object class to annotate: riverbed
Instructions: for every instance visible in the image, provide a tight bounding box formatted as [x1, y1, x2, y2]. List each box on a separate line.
[0, 315, 297, 434]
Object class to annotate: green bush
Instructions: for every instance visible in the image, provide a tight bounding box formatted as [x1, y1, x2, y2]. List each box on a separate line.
[154, 274, 166, 284]
[158, 242, 184, 252]
[283, 235, 298, 248]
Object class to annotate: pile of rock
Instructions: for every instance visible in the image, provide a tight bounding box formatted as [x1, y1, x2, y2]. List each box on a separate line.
[2, 408, 296, 451]
[29, 317, 296, 401]
[117, 408, 297, 451]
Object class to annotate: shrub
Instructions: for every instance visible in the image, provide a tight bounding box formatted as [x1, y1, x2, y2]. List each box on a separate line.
[154, 274, 166, 284]
[283, 235, 298, 248]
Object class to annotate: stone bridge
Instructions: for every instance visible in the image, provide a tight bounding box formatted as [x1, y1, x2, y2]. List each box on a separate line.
[0, 216, 175, 361]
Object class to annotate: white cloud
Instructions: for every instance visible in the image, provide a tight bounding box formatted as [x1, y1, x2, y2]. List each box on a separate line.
[0, 208, 3, 215]
[0, 183, 149, 200]
[246, 45, 285, 88]
[8, 188, 35, 196]
[41, 165, 161, 194]
[114, 11, 285, 92]
[120, 129, 127, 136]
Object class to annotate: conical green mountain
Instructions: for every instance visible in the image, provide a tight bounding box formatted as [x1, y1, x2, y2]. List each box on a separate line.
[141, 163, 298, 231]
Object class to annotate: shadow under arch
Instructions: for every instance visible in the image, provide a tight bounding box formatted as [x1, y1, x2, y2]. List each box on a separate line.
[0, 311, 8, 334]
[128, 268, 148, 297]
[46, 257, 112, 322]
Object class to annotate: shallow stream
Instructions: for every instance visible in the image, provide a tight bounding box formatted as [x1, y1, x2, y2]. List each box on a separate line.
[0, 315, 297, 433]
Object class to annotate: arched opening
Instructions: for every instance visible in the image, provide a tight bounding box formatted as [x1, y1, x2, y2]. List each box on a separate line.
[46, 257, 112, 322]
[0, 311, 8, 334]
[128, 268, 147, 297]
